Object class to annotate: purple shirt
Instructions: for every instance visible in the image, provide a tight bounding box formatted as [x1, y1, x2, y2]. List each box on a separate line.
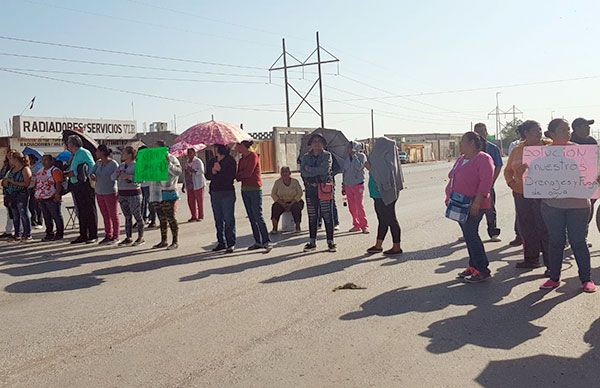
[445, 152, 494, 209]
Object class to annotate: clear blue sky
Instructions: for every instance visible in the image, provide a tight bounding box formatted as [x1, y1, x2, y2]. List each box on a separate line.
[2, 0, 600, 140]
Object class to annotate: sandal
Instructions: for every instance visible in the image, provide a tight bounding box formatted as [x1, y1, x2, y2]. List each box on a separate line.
[383, 248, 403, 255]
[366, 246, 383, 254]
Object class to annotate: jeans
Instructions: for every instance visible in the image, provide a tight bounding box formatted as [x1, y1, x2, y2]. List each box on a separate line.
[4, 207, 14, 234]
[241, 189, 270, 246]
[119, 194, 143, 239]
[39, 199, 64, 238]
[541, 203, 591, 283]
[513, 193, 548, 266]
[345, 183, 368, 229]
[187, 187, 205, 220]
[484, 187, 501, 238]
[374, 198, 401, 243]
[459, 211, 490, 275]
[306, 186, 334, 244]
[97, 193, 119, 240]
[10, 192, 31, 238]
[210, 191, 236, 248]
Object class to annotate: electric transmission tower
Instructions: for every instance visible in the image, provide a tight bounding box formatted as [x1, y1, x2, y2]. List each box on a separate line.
[269, 32, 339, 128]
[487, 92, 523, 153]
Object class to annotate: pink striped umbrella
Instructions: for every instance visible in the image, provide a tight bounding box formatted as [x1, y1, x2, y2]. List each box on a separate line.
[176, 120, 252, 146]
[170, 141, 206, 157]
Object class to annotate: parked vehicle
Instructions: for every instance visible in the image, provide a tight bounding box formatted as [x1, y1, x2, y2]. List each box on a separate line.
[398, 151, 409, 164]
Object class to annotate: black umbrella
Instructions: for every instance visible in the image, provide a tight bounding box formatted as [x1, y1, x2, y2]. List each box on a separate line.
[299, 128, 349, 175]
[62, 129, 99, 155]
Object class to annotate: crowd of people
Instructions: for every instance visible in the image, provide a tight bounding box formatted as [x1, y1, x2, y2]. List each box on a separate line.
[446, 119, 599, 293]
[0, 133, 404, 258]
[4, 119, 599, 294]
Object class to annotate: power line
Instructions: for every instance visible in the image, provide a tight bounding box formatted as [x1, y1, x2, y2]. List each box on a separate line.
[326, 74, 600, 103]
[0, 68, 279, 112]
[327, 83, 478, 122]
[0, 52, 269, 78]
[1, 68, 363, 117]
[123, 0, 308, 41]
[22, 0, 278, 49]
[0, 35, 266, 70]
[0, 68, 269, 84]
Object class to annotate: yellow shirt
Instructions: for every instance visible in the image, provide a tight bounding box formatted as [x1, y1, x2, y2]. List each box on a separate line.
[271, 178, 303, 203]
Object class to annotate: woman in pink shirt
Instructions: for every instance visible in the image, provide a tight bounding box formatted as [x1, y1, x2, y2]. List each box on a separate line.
[445, 132, 495, 283]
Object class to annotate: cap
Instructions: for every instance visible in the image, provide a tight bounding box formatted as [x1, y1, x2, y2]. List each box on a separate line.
[572, 117, 594, 129]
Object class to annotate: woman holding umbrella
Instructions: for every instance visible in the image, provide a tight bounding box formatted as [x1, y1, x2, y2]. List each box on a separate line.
[299, 134, 336, 253]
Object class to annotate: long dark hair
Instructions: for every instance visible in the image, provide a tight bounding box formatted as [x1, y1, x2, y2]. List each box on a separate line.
[215, 144, 230, 157]
[123, 146, 136, 159]
[517, 120, 540, 138]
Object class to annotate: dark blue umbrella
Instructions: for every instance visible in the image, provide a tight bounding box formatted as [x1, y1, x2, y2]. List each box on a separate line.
[23, 146, 44, 163]
[56, 150, 72, 163]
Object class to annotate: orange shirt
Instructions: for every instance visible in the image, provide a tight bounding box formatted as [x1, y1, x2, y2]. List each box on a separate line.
[504, 140, 551, 194]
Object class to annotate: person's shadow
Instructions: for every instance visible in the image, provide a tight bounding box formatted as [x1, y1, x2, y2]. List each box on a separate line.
[340, 264, 577, 352]
[476, 316, 600, 386]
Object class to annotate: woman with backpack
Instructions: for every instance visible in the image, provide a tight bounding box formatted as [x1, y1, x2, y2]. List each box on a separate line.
[34, 155, 65, 241]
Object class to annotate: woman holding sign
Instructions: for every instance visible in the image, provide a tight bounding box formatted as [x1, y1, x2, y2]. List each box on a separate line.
[539, 119, 596, 292]
[504, 120, 550, 271]
[445, 132, 495, 283]
[147, 141, 182, 251]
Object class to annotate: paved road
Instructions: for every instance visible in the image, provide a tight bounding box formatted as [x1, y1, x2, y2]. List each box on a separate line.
[1, 161, 599, 387]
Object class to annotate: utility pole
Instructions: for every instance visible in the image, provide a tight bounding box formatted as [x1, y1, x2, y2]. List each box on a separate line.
[370, 109, 375, 144]
[269, 32, 339, 128]
[488, 92, 507, 154]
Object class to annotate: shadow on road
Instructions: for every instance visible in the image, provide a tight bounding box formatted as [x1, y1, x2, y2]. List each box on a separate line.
[5, 274, 105, 293]
[179, 251, 311, 282]
[340, 263, 579, 353]
[476, 317, 600, 386]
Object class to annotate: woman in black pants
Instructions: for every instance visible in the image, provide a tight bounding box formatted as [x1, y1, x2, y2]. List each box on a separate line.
[366, 137, 404, 255]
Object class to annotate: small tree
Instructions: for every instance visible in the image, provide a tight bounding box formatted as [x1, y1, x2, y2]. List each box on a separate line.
[501, 119, 523, 144]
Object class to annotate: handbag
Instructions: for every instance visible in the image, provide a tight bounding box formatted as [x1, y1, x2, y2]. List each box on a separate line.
[445, 191, 472, 224]
[445, 159, 472, 224]
[318, 182, 334, 201]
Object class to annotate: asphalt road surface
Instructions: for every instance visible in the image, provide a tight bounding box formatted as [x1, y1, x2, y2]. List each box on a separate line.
[1, 161, 599, 387]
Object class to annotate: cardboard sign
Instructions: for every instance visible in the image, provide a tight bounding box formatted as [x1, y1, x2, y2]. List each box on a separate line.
[134, 147, 169, 182]
[523, 145, 600, 199]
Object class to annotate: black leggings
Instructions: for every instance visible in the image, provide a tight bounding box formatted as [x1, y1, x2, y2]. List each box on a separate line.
[374, 198, 401, 243]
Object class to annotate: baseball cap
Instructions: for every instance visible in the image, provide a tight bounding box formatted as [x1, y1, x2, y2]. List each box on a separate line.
[572, 117, 594, 129]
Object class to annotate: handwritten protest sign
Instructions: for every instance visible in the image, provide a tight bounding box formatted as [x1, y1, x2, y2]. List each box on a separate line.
[134, 147, 169, 182]
[523, 145, 600, 199]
